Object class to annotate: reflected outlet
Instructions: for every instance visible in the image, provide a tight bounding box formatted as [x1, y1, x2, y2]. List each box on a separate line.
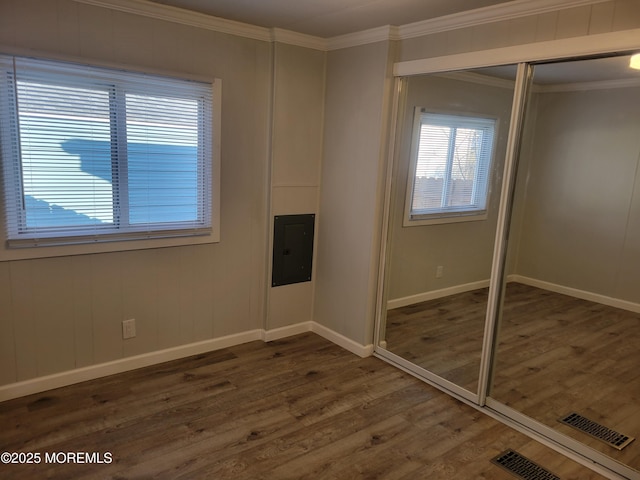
[436, 266, 444, 278]
[122, 319, 136, 339]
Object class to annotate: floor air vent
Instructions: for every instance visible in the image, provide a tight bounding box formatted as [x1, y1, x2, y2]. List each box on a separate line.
[559, 412, 635, 450]
[491, 449, 560, 480]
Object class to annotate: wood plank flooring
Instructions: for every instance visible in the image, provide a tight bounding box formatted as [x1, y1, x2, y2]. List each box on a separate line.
[385, 282, 640, 472]
[0, 332, 606, 479]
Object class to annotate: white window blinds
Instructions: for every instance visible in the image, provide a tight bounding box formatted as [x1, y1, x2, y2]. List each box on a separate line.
[407, 110, 496, 222]
[0, 55, 214, 247]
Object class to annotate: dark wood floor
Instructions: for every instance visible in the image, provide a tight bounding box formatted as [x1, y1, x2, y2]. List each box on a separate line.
[385, 282, 640, 472]
[0, 332, 606, 479]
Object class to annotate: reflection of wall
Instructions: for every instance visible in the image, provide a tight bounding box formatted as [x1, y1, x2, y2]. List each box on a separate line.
[387, 74, 513, 302]
[510, 86, 640, 304]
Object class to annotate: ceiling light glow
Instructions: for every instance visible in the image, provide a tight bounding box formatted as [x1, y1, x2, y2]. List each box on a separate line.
[630, 53, 640, 70]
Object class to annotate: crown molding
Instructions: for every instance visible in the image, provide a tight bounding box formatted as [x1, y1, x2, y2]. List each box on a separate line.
[74, 0, 331, 49]
[327, 25, 400, 51]
[433, 70, 640, 93]
[326, 0, 610, 49]
[74, 0, 273, 41]
[74, 0, 611, 52]
[436, 71, 516, 90]
[536, 77, 640, 93]
[271, 28, 328, 51]
[398, 0, 610, 39]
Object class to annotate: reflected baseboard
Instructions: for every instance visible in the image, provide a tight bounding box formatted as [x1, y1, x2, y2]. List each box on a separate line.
[387, 279, 490, 310]
[507, 274, 640, 314]
[387, 275, 640, 314]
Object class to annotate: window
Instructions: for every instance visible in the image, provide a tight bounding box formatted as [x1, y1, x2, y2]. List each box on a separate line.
[405, 110, 496, 225]
[0, 55, 219, 249]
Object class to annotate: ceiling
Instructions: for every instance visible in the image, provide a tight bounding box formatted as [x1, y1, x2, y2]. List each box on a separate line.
[148, 0, 514, 38]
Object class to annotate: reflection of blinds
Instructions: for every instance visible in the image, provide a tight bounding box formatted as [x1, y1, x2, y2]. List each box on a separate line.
[411, 112, 495, 216]
[0, 55, 213, 246]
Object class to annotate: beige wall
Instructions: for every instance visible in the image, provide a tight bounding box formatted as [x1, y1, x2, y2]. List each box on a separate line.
[313, 41, 394, 345]
[386, 74, 514, 301]
[511, 86, 640, 303]
[0, 1, 329, 388]
[0, 0, 280, 387]
[268, 43, 326, 329]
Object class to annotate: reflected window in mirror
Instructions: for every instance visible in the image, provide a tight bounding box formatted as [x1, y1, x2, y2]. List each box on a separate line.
[404, 110, 497, 226]
[380, 66, 517, 396]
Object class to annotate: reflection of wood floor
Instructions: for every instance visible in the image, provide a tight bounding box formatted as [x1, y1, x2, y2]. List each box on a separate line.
[385, 282, 640, 470]
[0, 333, 606, 479]
[385, 287, 489, 391]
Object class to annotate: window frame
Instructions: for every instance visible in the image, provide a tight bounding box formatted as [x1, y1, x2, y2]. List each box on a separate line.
[0, 53, 221, 261]
[403, 108, 497, 227]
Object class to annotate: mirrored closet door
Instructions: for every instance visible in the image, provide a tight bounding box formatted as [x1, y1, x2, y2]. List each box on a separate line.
[378, 65, 517, 398]
[376, 49, 640, 479]
[489, 54, 640, 473]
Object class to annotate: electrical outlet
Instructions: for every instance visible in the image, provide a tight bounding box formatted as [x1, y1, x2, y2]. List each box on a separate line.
[436, 265, 444, 278]
[122, 319, 136, 339]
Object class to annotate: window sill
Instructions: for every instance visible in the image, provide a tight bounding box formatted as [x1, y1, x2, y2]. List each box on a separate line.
[403, 211, 488, 227]
[0, 229, 219, 262]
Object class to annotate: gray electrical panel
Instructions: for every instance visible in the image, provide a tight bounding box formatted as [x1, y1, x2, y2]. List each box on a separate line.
[272, 214, 315, 287]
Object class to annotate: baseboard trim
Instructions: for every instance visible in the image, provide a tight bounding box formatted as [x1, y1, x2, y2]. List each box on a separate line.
[262, 321, 313, 342]
[508, 275, 640, 314]
[0, 322, 372, 401]
[0, 329, 264, 402]
[311, 322, 374, 358]
[387, 279, 490, 310]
